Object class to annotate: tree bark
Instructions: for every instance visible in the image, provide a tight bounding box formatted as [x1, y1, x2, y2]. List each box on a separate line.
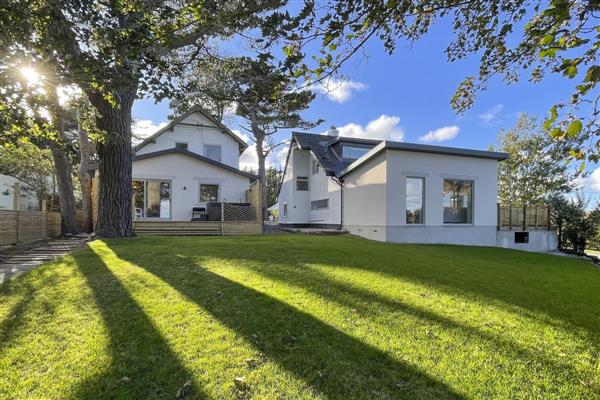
[252, 122, 268, 221]
[77, 124, 94, 233]
[91, 91, 136, 237]
[46, 99, 80, 235]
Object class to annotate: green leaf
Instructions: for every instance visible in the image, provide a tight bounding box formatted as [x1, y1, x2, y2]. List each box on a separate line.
[549, 127, 563, 138]
[583, 66, 600, 83]
[563, 65, 577, 79]
[540, 34, 555, 46]
[567, 120, 583, 138]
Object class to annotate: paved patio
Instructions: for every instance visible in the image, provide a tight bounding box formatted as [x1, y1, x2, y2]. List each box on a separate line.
[0, 236, 90, 284]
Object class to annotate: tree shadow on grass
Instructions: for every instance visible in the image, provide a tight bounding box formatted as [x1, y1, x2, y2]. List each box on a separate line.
[107, 243, 466, 400]
[0, 268, 61, 354]
[152, 235, 600, 335]
[235, 258, 593, 391]
[69, 249, 206, 400]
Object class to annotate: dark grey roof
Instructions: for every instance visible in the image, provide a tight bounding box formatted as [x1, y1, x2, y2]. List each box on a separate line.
[290, 131, 508, 179]
[133, 148, 257, 181]
[134, 106, 248, 154]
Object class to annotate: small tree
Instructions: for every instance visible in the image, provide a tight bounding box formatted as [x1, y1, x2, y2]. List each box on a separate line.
[547, 192, 597, 254]
[493, 113, 575, 205]
[173, 54, 322, 219]
[265, 167, 283, 208]
[0, 142, 55, 210]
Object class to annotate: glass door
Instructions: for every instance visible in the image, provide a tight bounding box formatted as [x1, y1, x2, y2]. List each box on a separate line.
[132, 180, 171, 219]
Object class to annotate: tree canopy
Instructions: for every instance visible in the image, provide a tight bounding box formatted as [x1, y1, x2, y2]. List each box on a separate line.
[288, 0, 599, 166]
[493, 113, 575, 205]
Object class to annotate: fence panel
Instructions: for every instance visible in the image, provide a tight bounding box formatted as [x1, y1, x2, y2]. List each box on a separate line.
[498, 204, 549, 231]
[0, 210, 62, 246]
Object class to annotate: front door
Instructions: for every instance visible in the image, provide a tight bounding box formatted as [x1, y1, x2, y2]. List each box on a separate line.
[133, 179, 171, 220]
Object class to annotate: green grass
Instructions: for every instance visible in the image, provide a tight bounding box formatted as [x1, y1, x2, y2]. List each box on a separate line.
[0, 235, 599, 400]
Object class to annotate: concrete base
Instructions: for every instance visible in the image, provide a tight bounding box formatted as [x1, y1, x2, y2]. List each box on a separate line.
[496, 230, 557, 252]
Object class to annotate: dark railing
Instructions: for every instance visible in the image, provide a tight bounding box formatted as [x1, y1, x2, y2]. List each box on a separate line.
[497, 204, 550, 231]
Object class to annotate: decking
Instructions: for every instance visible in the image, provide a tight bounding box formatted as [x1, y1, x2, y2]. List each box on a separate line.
[133, 221, 262, 236]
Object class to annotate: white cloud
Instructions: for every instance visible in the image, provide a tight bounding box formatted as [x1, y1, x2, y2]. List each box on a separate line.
[132, 119, 167, 141]
[580, 168, 600, 192]
[419, 125, 460, 143]
[314, 78, 367, 103]
[335, 114, 405, 141]
[479, 104, 504, 124]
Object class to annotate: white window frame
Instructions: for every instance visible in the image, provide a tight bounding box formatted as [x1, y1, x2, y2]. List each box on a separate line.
[311, 199, 329, 210]
[405, 176, 425, 225]
[296, 176, 309, 191]
[442, 178, 474, 225]
[204, 144, 222, 162]
[283, 202, 288, 217]
[199, 183, 220, 203]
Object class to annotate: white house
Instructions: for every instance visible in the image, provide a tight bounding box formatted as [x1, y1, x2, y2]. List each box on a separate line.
[278, 129, 542, 248]
[130, 106, 256, 221]
[0, 174, 42, 211]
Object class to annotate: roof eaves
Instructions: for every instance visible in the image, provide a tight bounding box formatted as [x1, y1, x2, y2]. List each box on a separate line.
[133, 148, 257, 181]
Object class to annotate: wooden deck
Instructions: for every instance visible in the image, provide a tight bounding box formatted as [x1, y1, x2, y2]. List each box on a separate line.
[133, 221, 262, 236]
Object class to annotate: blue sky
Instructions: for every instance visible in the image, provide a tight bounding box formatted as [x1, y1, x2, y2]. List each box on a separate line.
[131, 19, 599, 200]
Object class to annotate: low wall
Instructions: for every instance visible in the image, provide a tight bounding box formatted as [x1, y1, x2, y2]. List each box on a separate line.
[496, 230, 558, 252]
[0, 210, 61, 246]
[386, 225, 498, 246]
[222, 222, 262, 236]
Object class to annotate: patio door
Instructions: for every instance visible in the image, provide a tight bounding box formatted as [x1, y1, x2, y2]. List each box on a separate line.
[132, 179, 171, 220]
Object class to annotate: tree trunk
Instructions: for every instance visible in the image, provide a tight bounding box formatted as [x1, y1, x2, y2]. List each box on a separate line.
[77, 124, 94, 233]
[91, 91, 136, 237]
[252, 123, 268, 221]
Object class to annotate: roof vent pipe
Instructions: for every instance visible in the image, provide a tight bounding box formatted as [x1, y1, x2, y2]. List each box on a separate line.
[328, 126, 339, 138]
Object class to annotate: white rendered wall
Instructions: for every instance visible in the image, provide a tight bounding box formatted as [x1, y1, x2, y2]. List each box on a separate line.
[136, 112, 241, 168]
[308, 155, 341, 225]
[342, 153, 388, 241]
[132, 153, 251, 221]
[384, 149, 499, 246]
[497, 230, 558, 252]
[0, 174, 40, 210]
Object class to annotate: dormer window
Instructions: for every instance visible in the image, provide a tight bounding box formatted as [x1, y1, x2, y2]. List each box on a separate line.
[204, 144, 222, 162]
[342, 145, 370, 160]
[175, 142, 188, 150]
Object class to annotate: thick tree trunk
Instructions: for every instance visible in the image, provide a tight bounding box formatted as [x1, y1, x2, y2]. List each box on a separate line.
[91, 91, 136, 237]
[77, 125, 94, 233]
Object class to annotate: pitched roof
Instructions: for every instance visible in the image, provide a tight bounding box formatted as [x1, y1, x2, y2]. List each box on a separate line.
[289, 131, 508, 179]
[133, 148, 257, 181]
[134, 106, 248, 154]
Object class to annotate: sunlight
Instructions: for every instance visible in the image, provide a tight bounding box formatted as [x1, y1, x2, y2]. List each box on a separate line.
[20, 67, 41, 85]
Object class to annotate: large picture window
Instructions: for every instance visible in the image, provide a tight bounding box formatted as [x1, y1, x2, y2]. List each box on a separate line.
[406, 177, 424, 224]
[443, 179, 473, 224]
[199, 184, 219, 202]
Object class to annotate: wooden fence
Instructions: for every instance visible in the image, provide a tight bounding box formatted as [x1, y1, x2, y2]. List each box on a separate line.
[0, 210, 61, 246]
[497, 204, 550, 231]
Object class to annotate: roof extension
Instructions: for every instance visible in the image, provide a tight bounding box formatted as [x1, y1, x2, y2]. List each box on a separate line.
[133, 148, 257, 181]
[134, 106, 248, 154]
[290, 131, 508, 179]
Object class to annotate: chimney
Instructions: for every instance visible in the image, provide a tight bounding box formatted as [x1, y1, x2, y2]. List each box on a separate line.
[327, 126, 339, 138]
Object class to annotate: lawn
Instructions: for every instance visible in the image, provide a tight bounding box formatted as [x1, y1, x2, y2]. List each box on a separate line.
[0, 235, 598, 400]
